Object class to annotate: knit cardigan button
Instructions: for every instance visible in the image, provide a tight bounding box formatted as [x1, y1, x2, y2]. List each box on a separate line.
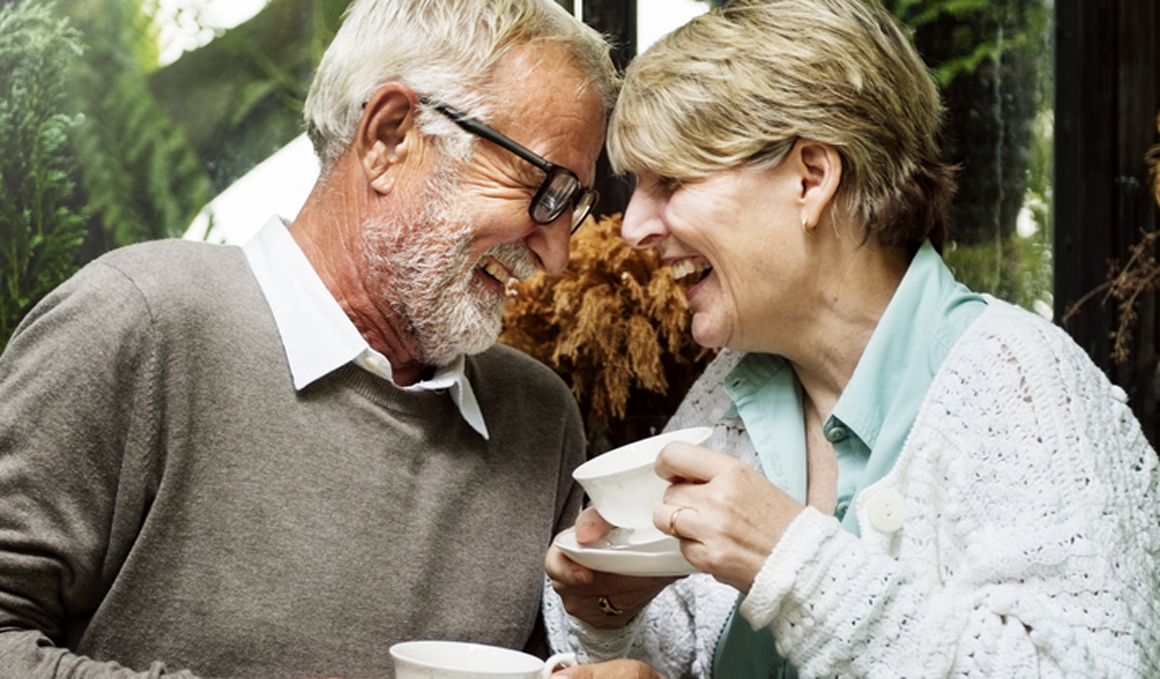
[866, 489, 906, 532]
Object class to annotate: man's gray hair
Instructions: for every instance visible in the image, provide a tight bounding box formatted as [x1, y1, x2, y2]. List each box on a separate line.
[304, 0, 618, 172]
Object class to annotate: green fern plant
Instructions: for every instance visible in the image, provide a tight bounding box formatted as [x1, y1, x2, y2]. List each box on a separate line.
[0, 0, 87, 349]
[65, 0, 213, 256]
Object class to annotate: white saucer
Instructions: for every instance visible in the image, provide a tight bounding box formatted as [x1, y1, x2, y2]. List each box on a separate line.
[555, 529, 697, 577]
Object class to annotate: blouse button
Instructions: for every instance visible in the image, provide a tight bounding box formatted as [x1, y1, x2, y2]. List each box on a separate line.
[866, 488, 905, 533]
[834, 500, 851, 519]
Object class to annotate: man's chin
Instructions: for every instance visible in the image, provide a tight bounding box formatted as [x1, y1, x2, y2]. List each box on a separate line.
[418, 311, 504, 366]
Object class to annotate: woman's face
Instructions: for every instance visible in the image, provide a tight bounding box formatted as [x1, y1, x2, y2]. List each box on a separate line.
[621, 163, 811, 353]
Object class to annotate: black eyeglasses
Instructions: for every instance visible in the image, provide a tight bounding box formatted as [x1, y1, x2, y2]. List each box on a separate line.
[419, 97, 597, 233]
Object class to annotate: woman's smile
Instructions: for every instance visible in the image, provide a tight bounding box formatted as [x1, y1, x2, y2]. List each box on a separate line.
[669, 257, 714, 299]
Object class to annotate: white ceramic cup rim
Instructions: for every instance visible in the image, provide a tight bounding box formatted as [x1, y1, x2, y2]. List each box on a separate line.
[390, 640, 575, 678]
[572, 426, 713, 481]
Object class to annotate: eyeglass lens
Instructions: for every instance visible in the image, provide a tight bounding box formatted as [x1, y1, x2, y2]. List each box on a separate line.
[534, 168, 596, 232]
[417, 96, 597, 232]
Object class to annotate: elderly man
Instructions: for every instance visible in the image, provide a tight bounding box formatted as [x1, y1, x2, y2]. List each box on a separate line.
[0, 0, 616, 677]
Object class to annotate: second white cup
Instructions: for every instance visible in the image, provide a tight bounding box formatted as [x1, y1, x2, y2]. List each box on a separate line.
[390, 640, 576, 678]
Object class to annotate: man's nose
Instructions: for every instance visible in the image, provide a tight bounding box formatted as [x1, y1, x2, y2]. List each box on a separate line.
[526, 214, 573, 275]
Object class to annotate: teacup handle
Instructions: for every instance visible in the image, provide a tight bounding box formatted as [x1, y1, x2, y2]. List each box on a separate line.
[541, 652, 577, 677]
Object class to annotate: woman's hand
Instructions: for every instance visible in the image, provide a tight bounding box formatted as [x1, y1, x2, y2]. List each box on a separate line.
[545, 507, 679, 629]
[653, 442, 804, 593]
[551, 658, 667, 678]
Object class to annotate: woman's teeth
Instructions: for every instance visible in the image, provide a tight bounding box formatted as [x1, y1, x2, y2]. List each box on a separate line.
[670, 259, 711, 282]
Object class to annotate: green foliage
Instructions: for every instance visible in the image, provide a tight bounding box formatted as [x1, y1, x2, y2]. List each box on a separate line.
[944, 227, 1052, 315]
[0, 0, 87, 349]
[886, 0, 1055, 313]
[61, 0, 213, 256]
[0, 0, 216, 344]
[897, 0, 1052, 89]
[148, 0, 352, 194]
[218, 27, 308, 127]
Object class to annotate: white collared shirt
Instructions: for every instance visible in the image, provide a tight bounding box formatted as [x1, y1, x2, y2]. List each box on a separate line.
[242, 216, 489, 439]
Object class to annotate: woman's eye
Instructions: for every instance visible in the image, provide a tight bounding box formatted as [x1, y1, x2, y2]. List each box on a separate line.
[641, 175, 679, 195]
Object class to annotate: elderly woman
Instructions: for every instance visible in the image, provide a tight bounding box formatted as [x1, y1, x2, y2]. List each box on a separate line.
[543, 0, 1160, 677]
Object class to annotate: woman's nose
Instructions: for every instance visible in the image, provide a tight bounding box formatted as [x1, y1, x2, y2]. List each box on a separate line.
[620, 191, 667, 250]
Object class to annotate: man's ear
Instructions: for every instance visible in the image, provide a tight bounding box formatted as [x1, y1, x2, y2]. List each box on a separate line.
[792, 139, 842, 231]
[356, 83, 422, 195]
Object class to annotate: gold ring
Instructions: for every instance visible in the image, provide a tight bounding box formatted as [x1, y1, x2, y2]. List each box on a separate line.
[669, 506, 690, 540]
[597, 595, 623, 616]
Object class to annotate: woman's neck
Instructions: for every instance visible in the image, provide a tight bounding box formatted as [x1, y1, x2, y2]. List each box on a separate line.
[787, 238, 910, 416]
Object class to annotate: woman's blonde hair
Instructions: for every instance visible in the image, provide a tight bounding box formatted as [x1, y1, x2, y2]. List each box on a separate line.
[609, 0, 956, 249]
[305, 0, 618, 172]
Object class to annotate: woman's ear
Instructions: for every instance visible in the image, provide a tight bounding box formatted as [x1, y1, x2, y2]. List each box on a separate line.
[356, 83, 423, 195]
[793, 139, 842, 231]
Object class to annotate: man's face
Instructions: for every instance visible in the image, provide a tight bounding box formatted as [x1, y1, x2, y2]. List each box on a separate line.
[357, 161, 538, 367]
[361, 45, 607, 366]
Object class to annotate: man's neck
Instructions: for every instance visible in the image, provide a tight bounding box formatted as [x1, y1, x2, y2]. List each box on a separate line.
[289, 166, 431, 387]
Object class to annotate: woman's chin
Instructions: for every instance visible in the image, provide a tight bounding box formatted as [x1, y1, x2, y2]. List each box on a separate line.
[690, 316, 727, 350]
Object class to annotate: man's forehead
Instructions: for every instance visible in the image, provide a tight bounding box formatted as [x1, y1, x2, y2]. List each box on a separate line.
[450, 43, 602, 184]
[490, 44, 603, 125]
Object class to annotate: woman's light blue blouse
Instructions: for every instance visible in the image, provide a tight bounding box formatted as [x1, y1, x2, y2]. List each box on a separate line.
[713, 241, 987, 679]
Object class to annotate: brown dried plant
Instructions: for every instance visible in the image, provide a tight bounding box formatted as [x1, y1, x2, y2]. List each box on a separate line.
[499, 213, 715, 432]
[1063, 111, 1160, 364]
[1150, 111, 1160, 207]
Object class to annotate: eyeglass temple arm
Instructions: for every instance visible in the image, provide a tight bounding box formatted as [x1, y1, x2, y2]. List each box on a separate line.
[418, 97, 554, 174]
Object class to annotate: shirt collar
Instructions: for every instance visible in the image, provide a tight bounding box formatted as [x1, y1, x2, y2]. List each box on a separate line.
[831, 241, 986, 457]
[243, 216, 490, 439]
[723, 355, 806, 503]
[722, 241, 986, 533]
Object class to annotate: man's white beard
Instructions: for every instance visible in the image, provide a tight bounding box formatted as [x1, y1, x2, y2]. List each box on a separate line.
[358, 166, 536, 367]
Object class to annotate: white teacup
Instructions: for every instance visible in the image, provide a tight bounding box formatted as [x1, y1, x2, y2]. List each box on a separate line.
[390, 640, 577, 678]
[572, 427, 713, 543]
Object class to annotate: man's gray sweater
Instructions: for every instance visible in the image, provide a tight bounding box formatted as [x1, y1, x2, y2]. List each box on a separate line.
[0, 239, 586, 678]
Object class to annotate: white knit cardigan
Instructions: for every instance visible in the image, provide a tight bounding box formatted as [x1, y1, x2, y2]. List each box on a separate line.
[545, 298, 1160, 678]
